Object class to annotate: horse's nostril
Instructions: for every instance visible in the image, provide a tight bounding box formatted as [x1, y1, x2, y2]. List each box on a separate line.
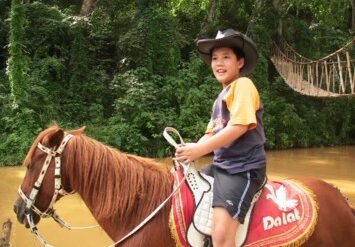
[13, 204, 18, 214]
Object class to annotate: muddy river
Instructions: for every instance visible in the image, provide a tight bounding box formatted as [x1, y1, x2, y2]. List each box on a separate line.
[1, 146, 354, 246]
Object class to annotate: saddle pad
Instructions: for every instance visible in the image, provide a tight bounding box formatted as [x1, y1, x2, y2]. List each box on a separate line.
[192, 186, 213, 235]
[169, 168, 195, 247]
[243, 179, 318, 247]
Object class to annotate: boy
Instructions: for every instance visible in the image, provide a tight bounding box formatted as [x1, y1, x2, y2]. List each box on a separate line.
[175, 28, 266, 247]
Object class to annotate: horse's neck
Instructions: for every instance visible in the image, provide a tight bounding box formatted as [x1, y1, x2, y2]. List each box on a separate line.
[63, 141, 173, 239]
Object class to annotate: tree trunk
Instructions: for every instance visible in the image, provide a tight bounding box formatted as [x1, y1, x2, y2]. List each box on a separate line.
[8, 0, 28, 108]
[198, 0, 218, 38]
[352, 0, 355, 31]
[80, 0, 98, 16]
[273, 0, 283, 39]
[246, 0, 263, 35]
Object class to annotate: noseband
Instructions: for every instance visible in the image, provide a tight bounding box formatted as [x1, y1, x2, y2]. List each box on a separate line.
[18, 134, 97, 246]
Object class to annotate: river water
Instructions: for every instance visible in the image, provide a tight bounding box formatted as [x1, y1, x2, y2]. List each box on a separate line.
[1, 146, 354, 246]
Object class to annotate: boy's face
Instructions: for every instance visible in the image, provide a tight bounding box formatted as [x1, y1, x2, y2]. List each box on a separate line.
[211, 47, 244, 87]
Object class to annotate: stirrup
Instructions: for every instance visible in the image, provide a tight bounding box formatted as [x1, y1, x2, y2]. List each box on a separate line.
[203, 236, 213, 247]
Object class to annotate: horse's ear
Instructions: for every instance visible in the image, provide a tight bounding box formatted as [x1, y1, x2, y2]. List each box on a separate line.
[43, 128, 64, 148]
[67, 126, 86, 135]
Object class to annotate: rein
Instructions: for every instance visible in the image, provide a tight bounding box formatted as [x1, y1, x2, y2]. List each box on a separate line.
[18, 134, 97, 247]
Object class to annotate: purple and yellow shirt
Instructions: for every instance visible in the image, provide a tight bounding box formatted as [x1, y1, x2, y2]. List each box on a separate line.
[206, 77, 266, 174]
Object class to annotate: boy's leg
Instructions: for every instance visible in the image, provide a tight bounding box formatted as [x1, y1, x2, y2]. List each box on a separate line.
[212, 207, 239, 247]
[210, 166, 266, 247]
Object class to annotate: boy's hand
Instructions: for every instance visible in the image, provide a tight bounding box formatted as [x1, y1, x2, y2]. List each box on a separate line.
[174, 125, 248, 164]
[175, 143, 203, 164]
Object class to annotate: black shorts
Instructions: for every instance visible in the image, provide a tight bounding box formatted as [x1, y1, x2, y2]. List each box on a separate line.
[201, 165, 266, 224]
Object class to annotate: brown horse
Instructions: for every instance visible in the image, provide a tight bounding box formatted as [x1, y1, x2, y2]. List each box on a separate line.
[14, 126, 355, 246]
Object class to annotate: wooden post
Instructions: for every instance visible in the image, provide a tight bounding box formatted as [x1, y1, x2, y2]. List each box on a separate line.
[0, 219, 12, 247]
[319, 64, 324, 90]
[307, 64, 311, 94]
[315, 62, 319, 95]
[324, 61, 329, 92]
[309, 64, 314, 95]
[300, 65, 304, 91]
[337, 54, 345, 93]
[332, 64, 336, 93]
[346, 51, 354, 93]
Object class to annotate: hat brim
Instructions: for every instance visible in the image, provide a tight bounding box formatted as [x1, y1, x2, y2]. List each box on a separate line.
[197, 34, 258, 76]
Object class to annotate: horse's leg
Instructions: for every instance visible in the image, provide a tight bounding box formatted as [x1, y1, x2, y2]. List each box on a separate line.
[296, 178, 355, 247]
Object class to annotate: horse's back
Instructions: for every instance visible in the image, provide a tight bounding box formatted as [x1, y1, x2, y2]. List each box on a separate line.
[294, 178, 355, 246]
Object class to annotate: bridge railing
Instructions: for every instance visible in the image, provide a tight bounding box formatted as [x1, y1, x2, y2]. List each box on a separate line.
[270, 37, 354, 97]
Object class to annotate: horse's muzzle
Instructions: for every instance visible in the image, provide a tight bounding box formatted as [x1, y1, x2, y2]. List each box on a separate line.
[13, 198, 40, 228]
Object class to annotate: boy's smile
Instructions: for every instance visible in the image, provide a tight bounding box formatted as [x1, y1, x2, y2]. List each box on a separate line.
[211, 47, 245, 87]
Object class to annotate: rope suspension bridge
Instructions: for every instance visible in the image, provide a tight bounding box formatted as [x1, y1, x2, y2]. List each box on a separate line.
[270, 37, 355, 97]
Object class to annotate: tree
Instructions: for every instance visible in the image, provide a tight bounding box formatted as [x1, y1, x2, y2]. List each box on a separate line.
[1, 0, 354, 166]
[8, 0, 28, 108]
[353, 0, 355, 31]
[198, 0, 218, 38]
[80, 0, 98, 16]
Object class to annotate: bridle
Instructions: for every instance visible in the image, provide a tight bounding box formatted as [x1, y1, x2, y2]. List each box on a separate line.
[18, 134, 73, 218]
[18, 134, 97, 247]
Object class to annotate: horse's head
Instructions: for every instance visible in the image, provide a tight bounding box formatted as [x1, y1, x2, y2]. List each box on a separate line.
[13, 125, 84, 228]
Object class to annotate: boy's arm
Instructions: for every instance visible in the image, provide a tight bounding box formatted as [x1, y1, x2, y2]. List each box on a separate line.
[198, 133, 213, 143]
[175, 124, 248, 163]
[200, 124, 248, 153]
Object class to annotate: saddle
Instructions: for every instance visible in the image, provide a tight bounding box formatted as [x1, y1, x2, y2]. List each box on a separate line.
[169, 162, 318, 247]
[170, 161, 261, 247]
[163, 127, 318, 247]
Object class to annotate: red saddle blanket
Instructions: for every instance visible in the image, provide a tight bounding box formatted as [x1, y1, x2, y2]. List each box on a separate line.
[169, 169, 195, 247]
[169, 169, 318, 247]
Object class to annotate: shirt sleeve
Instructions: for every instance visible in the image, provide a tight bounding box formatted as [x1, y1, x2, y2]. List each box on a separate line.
[205, 100, 216, 134]
[205, 119, 214, 134]
[224, 77, 260, 130]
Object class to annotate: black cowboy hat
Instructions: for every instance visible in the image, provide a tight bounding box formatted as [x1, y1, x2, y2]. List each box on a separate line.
[196, 28, 258, 75]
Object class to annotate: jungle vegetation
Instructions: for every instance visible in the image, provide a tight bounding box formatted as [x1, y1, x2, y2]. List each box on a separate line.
[0, 0, 354, 165]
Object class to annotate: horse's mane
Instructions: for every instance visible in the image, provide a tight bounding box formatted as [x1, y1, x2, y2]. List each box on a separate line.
[63, 131, 173, 224]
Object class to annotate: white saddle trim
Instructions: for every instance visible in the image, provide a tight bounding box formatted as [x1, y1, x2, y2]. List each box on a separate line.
[187, 168, 264, 247]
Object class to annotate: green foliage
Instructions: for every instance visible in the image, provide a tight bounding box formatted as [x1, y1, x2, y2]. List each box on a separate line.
[263, 78, 355, 149]
[20, 3, 111, 125]
[281, 0, 353, 57]
[0, 72, 10, 130]
[118, 5, 182, 75]
[108, 64, 216, 156]
[8, 0, 29, 107]
[247, 2, 280, 51]
[263, 80, 307, 149]
[214, 0, 253, 32]
[0, 107, 41, 166]
[109, 68, 172, 156]
[0, 0, 10, 70]
[1, 0, 354, 166]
